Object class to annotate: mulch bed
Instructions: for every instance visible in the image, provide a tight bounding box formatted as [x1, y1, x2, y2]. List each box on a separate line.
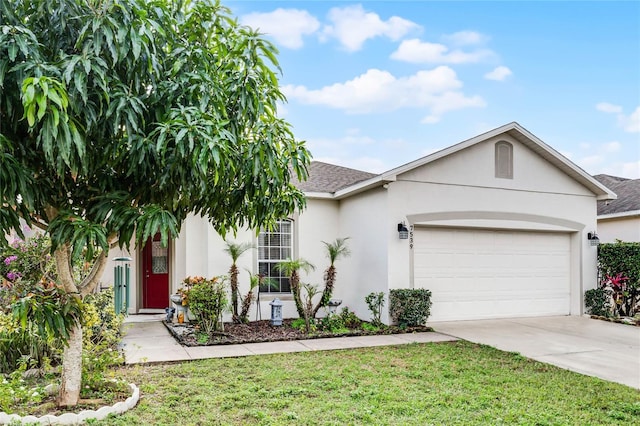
[163, 319, 433, 347]
[589, 315, 640, 326]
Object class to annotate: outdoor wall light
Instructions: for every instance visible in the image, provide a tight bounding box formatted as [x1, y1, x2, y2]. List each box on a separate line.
[397, 223, 409, 240]
[587, 232, 600, 246]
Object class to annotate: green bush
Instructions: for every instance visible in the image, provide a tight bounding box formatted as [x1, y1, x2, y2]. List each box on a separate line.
[318, 313, 348, 334]
[598, 242, 640, 288]
[598, 242, 640, 316]
[81, 288, 125, 389]
[389, 289, 432, 327]
[584, 288, 611, 317]
[338, 307, 362, 329]
[365, 292, 385, 326]
[188, 276, 228, 335]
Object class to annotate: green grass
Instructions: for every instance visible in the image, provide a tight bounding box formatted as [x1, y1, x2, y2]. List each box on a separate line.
[103, 341, 639, 425]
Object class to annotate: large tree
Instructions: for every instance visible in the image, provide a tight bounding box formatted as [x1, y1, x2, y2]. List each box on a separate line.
[0, 0, 310, 406]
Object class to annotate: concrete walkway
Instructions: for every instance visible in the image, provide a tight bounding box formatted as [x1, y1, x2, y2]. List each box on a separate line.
[431, 315, 640, 389]
[120, 314, 457, 364]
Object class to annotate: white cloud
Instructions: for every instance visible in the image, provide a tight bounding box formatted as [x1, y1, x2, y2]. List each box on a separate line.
[571, 140, 638, 178]
[241, 9, 320, 49]
[484, 66, 512, 81]
[321, 4, 420, 51]
[276, 102, 288, 118]
[621, 106, 640, 133]
[596, 102, 623, 114]
[391, 38, 493, 64]
[421, 115, 441, 124]
[283, 66, 486, 122]
[602, 141, 621, 153]
[576, 155, 603, 169]
[597, 103, 640, 133]
[442, 31, 488, 46]
[619, 160, 640, 178]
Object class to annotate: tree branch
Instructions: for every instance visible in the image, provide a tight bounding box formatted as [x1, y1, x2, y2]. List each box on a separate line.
[78, 252, 109, 296]
[78, 233, 117, 296]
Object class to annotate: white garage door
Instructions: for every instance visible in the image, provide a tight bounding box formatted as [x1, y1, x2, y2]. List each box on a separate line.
[413, 228, 570, 322]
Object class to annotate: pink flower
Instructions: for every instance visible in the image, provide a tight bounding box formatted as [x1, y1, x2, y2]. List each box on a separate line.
[3, 255, 18, 266]
[6, 271, 21, 281]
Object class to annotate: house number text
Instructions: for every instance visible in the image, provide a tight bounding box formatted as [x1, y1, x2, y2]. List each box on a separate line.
[409, 225, 414, 250]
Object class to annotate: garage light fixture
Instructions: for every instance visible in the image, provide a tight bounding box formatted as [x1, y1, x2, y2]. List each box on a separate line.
[587, 232, 600, 246]
[397, 223, 409, 240]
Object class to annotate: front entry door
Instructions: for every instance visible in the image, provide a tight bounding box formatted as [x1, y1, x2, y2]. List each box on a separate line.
[142, 234, 170, 309]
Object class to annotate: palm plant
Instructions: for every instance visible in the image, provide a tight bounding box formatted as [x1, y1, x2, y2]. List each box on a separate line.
[275, 258, 315, 318]
[223, 241, 253, 323]
[313, 238, 351, 318]
[238, 272, 262, 324]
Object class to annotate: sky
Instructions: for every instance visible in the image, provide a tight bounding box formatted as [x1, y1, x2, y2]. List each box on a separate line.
[228, 1, 640, 178]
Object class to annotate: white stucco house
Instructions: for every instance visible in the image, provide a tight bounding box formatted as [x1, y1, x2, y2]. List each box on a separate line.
[106, 122, 616, 323]
[593, 174, 640, 243]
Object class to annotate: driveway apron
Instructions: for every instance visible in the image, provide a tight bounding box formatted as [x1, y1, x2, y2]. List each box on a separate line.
[431, 315, 640, 389]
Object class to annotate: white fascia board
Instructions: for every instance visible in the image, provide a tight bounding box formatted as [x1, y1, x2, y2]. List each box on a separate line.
[333, 175, 394, 199]
[597, 210, 640, 220]
[332, 121, 617, 201]
[511, 123, 617, 201]
[303, 192, 335, 200]
[380, 122, 519, 181]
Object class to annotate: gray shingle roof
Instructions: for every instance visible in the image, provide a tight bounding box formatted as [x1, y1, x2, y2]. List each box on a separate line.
[594, 174, 640, 215]
[292, 161, 378, 193]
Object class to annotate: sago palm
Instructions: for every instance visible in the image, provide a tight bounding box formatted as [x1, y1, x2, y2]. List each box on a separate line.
[275, 258, 315, 318]
[223, 241, 253, 323]
[313, 238, 350, 318]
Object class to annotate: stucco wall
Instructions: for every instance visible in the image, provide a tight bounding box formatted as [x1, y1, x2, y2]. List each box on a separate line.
[383, 136, 599, 317]
[335, 188, 389, 323]
[597, 216, 640, 243]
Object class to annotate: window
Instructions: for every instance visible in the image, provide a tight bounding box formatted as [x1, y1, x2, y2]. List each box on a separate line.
[257, 220, 293, 293]
[495, 141, 513, 179]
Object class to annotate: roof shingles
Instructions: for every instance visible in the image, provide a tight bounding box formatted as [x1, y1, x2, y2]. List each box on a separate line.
[291, 161, 378, 193]
[594, 174, 640, 215]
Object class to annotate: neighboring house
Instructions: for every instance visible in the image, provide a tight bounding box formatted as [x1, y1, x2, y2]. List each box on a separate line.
[593, 174, 640, 243]
[102, 122, 615, 323]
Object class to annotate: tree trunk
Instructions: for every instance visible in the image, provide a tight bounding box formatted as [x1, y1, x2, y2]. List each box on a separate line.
[230, 265, 239, 323]
[52, 242, 109, 407]
[291, 271, 305, 318]
[312, 266, 335, 318]
[58, 319, 83, 407]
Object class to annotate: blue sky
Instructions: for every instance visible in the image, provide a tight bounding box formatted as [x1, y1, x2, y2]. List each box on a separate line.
[229, 1, 640, 178]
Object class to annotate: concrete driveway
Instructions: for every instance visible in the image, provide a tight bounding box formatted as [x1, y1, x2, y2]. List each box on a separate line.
[431, 315, 640, 389]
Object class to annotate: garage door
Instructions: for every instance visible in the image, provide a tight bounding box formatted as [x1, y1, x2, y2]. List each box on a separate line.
[413, 228, 570, 322]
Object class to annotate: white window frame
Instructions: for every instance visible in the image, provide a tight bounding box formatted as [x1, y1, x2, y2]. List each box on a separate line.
[257, 219, 293, 293]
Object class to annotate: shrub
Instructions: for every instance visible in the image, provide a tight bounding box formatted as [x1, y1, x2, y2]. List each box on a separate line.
[598, 242, 640, 317]
[187, 277, 228, 335]
[584, 288, 611, 317]
[365, 292, 385, 326]
[81, 288, 125, 389]
[389, 289, 432, 327]
[338, 307, 362, 329]
[0, 278, 81, 374]
[318, 313, 348, 334]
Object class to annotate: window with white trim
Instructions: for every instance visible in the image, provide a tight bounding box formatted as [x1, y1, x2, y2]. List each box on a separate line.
[495, 141, 513, 179]
[257, 220, 292, 293]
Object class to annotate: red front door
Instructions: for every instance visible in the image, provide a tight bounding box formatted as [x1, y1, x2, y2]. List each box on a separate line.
[142, 234, 170, 309]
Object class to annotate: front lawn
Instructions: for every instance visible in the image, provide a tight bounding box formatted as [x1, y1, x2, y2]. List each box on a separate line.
[104, 341, 639, 425]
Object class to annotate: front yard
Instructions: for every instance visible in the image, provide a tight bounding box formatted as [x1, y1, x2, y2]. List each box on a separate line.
[104, 341, 639, 425]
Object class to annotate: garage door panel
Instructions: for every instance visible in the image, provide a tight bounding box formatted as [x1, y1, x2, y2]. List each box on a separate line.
[414, 228, 570, 321]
